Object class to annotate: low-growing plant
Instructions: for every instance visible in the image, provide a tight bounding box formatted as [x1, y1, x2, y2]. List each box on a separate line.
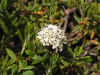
[0, 0, 100, 75]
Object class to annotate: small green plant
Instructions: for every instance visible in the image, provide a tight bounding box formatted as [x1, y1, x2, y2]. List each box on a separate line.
[0, 0, 100, 75]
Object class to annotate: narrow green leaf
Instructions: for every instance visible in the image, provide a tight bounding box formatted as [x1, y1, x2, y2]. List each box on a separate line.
[72, 25, 83, 33]
[79, 56, 93, 63]
[22, 70, 34, 75]
[24, 66, 34, 70]
[0, 19, 8, 34]
[6, 48, 16, 61]
[74, 16, 81, 22]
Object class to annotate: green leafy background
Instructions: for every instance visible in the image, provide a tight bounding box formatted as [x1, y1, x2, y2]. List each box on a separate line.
[0, 0, 100, 75]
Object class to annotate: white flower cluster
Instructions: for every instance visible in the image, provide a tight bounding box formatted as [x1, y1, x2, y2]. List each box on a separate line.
[37, 24, 67, 52]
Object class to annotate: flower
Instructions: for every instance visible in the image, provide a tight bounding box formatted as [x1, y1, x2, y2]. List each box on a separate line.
[37, 24, 67, 52]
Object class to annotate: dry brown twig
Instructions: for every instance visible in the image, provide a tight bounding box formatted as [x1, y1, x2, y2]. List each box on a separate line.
[59, 6, 77, 32]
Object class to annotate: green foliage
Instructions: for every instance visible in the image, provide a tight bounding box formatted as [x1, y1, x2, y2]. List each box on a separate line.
[0, 0, 100, 75]
[6, 48, 16, 61]
[22, 70, 34, 75]
[6, 48, 17, 65]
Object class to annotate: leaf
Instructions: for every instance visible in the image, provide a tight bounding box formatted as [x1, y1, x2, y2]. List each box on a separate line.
[94, 15, 100, 19]
[32, 53, 48, 64]
[10, 64, 17, 73]
[6, 48, 16, 61]
[0, 0, 8, 9]
[61, 59, 70, 67]
[67, 47, 74, 56]
[18, 57, 24, 69]
[74, 62, 82, 66]
[8, 59, 17, 65]
[23, 66, 34, 70]
[16, 29, 24, 43]
[90, 40, 100, 45]
[79, 47, 84, 56]
[90, 31, 95, 40]
[72, 25, 83, 33]
[83, 30, 88, 36]
[79, 56, 93, 63]
[49, 54, 60, 69]
[25, 49, 33, 56]
[22, 70, 34, 75]
[74, 16, 81, 23]
[73, 46, 84, 57]
[2, 55, 9, 70]
[0, 19, 8, 34]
